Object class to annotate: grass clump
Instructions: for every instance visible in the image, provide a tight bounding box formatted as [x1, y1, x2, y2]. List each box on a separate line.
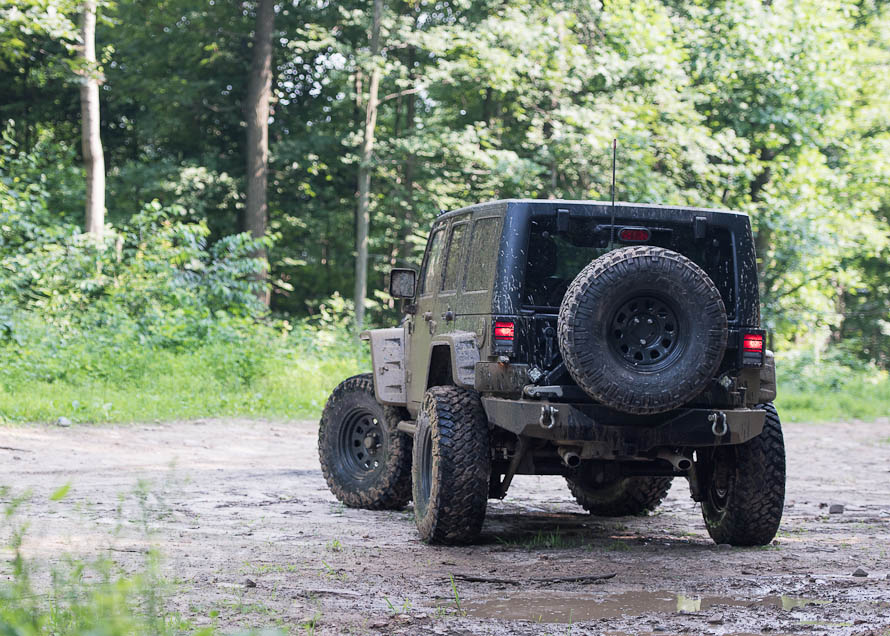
[0, 484, 196, 635]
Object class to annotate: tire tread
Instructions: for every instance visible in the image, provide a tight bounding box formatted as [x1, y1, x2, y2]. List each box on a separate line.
[413, 386, 490, 545]
[318, 374, 413, 510]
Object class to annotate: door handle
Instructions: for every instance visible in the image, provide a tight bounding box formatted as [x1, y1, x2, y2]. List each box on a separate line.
[423, 311, 433, 322]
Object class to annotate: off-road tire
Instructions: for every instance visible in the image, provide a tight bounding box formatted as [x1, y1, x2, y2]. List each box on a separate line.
[558, 246, 727, 415]
[566, 475, 673, 517]
[700, 403, 785, 546]
[412, 386, 490, 544]
[318, 374, 412, 510]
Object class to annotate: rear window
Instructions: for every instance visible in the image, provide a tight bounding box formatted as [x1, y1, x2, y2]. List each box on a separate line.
[465, 217, 500, 291]
[441, 222, 468, 291]
[522, 217, 736, 317]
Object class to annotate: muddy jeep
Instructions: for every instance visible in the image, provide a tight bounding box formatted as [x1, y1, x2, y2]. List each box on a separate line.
[318, 200, 784, 546]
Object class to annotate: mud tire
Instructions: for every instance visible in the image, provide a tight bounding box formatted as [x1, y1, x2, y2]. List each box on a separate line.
[700, 403, 786, 546]
[558, 246, 727, 414]
[412, 386, 490, 544]
[318, 374, 412, 510]
[566, 475, 673, 517]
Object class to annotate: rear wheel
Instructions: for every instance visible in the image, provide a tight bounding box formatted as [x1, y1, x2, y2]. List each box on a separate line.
[699, 403, 786, 546]
[412, 386, 490, 544]
[318, 374, 412, 510]
[566, 475, 673, 517]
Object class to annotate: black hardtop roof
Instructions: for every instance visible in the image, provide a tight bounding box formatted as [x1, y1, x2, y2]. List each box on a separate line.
[436, 199, 748, 223]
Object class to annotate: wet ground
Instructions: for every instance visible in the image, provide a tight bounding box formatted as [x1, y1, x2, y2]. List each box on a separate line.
[1, 417, 889, 635]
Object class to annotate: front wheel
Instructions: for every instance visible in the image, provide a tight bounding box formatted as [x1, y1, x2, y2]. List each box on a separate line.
[318, 374, 413, 510]
[699, 403, 786, 546]
[412, 386, 490, 544]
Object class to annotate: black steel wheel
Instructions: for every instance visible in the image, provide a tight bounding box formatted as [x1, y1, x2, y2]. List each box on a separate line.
[558, 246, 727, 414]
[699, 403, 786, 546]
[338, 407, 386, 476]
[412, 386, 490, 545]
[610, 295, 682, 369]
[318, 374, 412, 510]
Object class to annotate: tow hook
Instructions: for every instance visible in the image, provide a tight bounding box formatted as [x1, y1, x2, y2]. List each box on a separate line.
[539, 405, 559, 429]
[709, 411, 728, 437]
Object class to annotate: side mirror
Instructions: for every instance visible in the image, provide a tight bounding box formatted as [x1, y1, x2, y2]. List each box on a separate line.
[389, 268, 416, 299]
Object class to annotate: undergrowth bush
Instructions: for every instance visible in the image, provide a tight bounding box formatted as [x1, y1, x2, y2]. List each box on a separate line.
[0, 167, 367, 423]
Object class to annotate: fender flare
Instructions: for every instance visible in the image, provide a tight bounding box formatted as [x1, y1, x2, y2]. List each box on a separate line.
[430, 331, 480, 389]
[360, 327, 407, 405]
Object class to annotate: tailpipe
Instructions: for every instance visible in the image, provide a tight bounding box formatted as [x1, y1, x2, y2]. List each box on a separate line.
[558, 446, 582, 468]
[657, 451, 692, 473]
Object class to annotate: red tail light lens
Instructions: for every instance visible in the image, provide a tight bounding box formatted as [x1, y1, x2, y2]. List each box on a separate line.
[743, 333, 764, 352]
[494, 321, 515, 340]
[618, 227, 650, 242]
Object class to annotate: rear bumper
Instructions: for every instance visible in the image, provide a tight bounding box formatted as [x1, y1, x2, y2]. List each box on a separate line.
[481, 397, 765, 455]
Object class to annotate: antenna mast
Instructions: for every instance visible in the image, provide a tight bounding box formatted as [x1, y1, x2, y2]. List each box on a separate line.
[609, 138, 617, 249]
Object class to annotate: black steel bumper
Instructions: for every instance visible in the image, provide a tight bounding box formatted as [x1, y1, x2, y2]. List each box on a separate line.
[481, 397, 765, 455]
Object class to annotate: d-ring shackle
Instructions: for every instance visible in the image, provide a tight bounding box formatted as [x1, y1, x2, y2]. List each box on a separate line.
[709, 411, 728, 437]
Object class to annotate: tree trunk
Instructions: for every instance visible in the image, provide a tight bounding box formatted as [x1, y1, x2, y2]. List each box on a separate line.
[79, 0, 104, 239]
[245, 0, 276, 306]
[398, 42, 416, 265]
[354, 0, 383, 331]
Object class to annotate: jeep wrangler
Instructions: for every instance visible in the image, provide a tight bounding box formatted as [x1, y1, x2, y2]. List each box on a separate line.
[318, 199, 784, 546]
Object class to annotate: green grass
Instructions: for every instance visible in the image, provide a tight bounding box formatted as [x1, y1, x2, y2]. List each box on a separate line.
[775, 354, 890, 423]
[0, 348, 363, 423]
[2, 311, 888, 425]
[0, 315, 367, 424]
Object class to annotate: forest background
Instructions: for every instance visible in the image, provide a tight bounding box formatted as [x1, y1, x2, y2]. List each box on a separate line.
[2, 0, 889, 424]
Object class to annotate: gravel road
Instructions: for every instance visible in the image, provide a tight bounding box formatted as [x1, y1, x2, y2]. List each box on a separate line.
[2, 417, 889, 635]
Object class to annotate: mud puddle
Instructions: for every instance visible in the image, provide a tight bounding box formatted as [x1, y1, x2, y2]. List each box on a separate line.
[461, 590, 827, 623]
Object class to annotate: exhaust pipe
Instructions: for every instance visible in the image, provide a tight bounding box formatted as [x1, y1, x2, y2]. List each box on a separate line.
[558, 446, 582, 468]
[657, 451, 692, 472]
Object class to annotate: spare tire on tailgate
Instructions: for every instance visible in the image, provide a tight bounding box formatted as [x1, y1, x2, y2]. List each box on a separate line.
[557, 246, 727, 415]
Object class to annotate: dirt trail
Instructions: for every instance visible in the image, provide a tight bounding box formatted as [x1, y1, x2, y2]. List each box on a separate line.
[2, 417, 889, 635]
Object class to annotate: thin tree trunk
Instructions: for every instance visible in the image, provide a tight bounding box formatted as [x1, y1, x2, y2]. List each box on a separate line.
[398, 42, 416, 265]
[79, 0, 104, 238]
[354, 0, 383, 331]
[245, 0, 276, 306]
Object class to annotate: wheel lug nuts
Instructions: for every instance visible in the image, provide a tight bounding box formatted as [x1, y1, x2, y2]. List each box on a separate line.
[647, 318, 653, 324]
[639, 338, 646, 345]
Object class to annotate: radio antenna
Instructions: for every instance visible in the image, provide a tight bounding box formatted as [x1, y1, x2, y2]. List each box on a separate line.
[609, 138, 617, 249]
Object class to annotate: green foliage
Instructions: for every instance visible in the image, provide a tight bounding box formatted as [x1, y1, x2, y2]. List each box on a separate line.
[1, 0, 890, 425]
[0, 175, 268, 349]
[775, 350, 890, 422]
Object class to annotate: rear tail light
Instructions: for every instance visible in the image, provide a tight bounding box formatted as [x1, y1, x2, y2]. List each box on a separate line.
[743, 333, 764, 352]
[494, 321, 515, 340]
[618, 227, 650, 242]
[740, 330, 766, 367]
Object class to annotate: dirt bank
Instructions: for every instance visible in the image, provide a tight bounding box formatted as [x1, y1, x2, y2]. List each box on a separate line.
[2, 417, 889, 634]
